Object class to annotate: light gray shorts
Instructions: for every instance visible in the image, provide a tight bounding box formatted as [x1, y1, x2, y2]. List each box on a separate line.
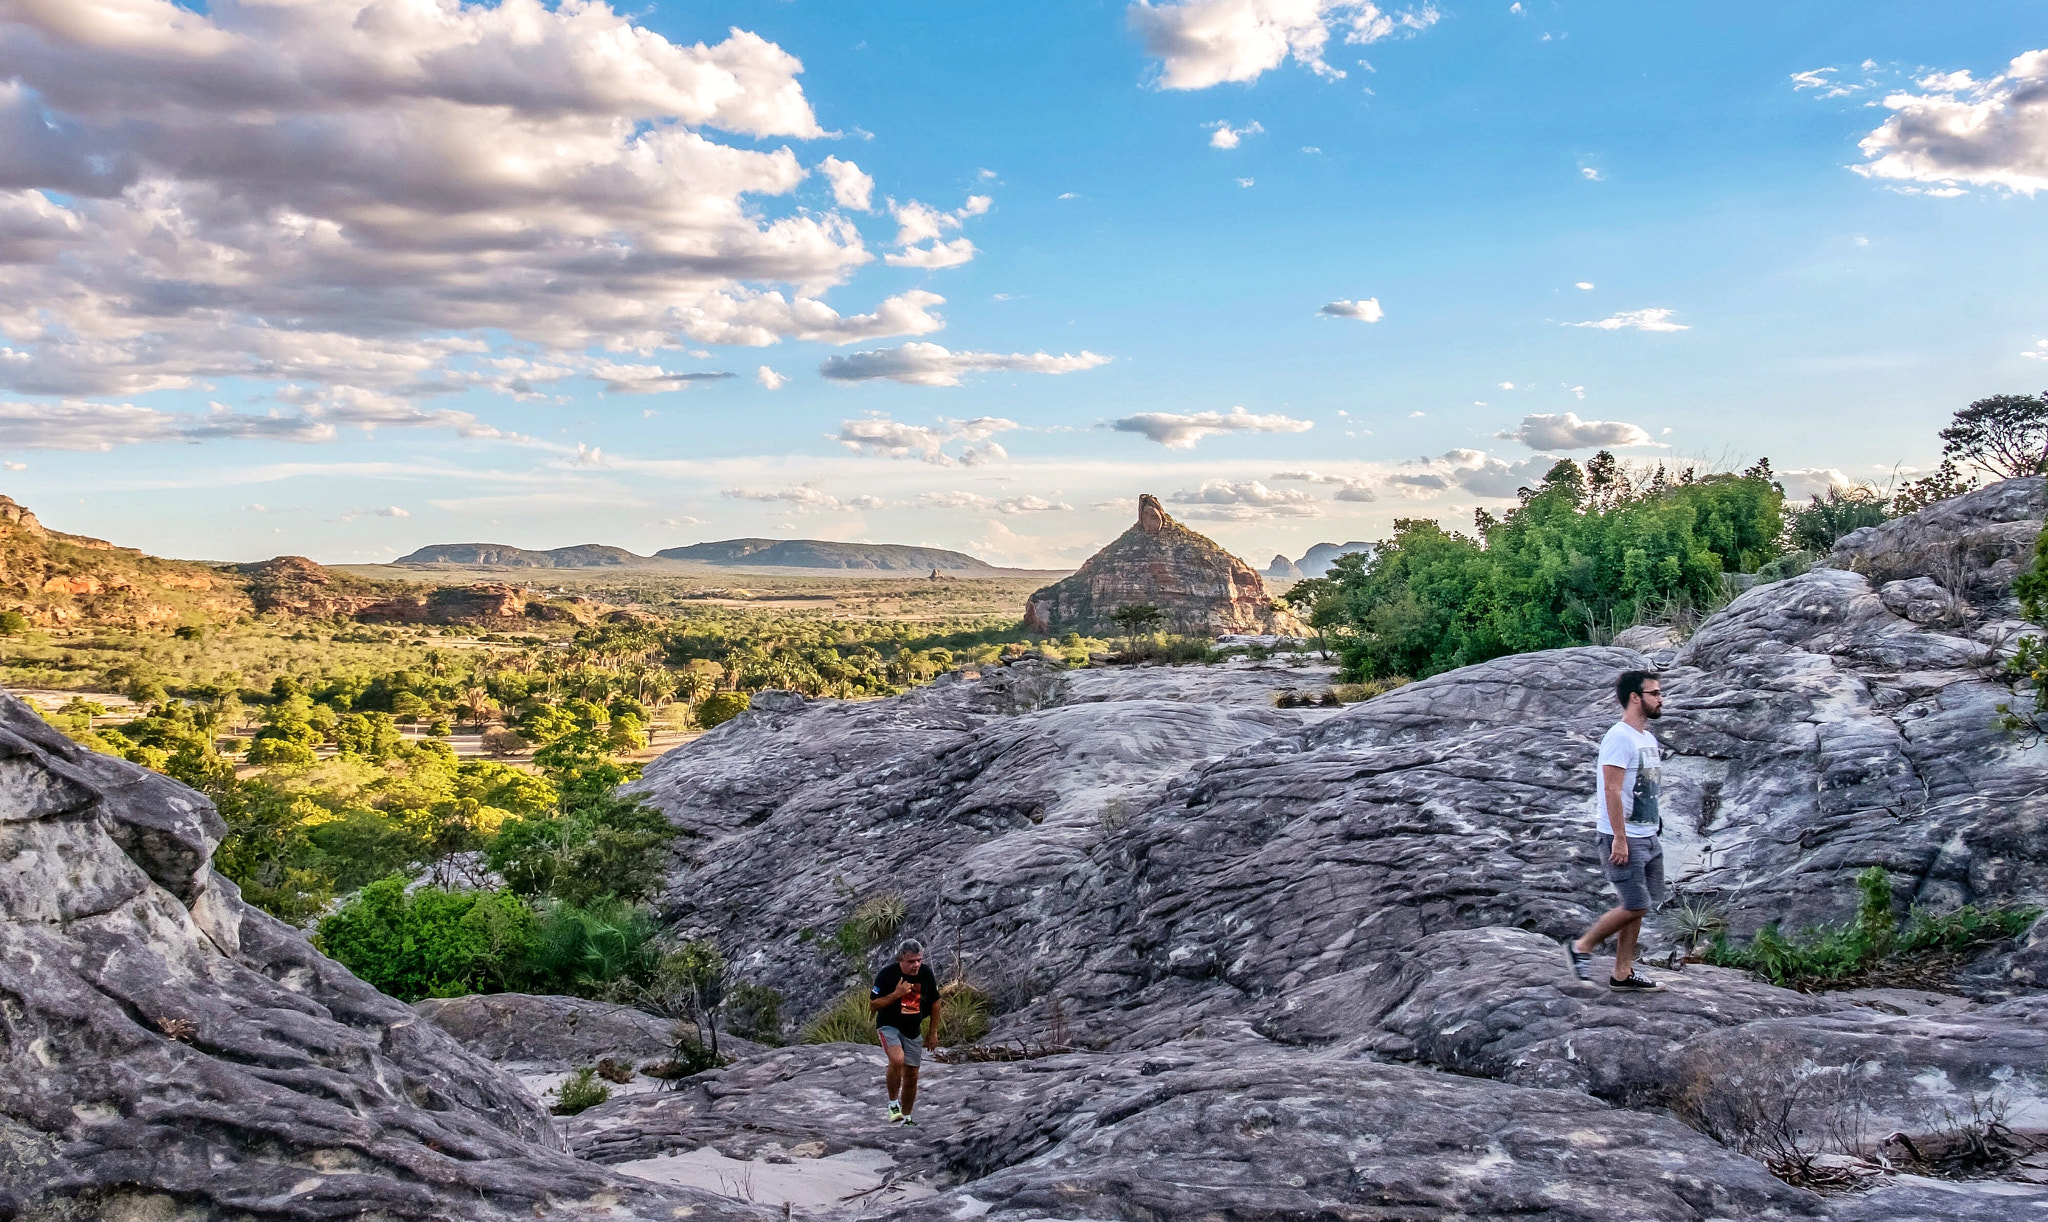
[1597, 833, 1666, 912]
[877, 1025, 923, 1067]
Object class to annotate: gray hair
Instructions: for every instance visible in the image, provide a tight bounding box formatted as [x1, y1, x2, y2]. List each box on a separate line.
[895, 939, 924, 959]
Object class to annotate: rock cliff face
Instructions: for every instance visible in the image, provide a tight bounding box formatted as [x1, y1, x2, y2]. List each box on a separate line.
[0, 695, 756, 1221]
[1023, 494, 1291, 635]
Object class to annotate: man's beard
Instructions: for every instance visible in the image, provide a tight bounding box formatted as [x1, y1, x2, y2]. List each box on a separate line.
[1645, 704, 1663, 719]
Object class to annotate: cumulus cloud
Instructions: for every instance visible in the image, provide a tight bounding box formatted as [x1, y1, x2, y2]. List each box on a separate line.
[1273, 469, 1377, 501]
[886, 238, 978, 269]
[2023, 339, 2048, 361]
[677, 290, 948, 348]
[1318, 298, 1384, 322]
[1495, 412, 1653, 450]
[586, 364, 734, 394]
[1111, 406, 1312, 449]
[1569, 308, 1690, 332]
[1208, 120, 1264, 148]
[0, 0, 950, 408]
[1431, 449, 1561, 499]
[820, 343, 1110, 387]
[819, 155, 875, 211]
[833, 413, 1020, 465]
[336, 505, 410, 522]
[757, 365, 789, 390]
[722, 486, 885, 512]
[917, 491, 1074, 513]
[1168, 479, 1320, 520]
[1129, 0, 1440, 90]
[1854, 50, 2048, 194]
[0, 399, 333, 450]
[1575, 281, 1595, 290]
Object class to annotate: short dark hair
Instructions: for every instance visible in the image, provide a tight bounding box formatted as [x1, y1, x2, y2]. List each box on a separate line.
[1615, 670, 1659, 707]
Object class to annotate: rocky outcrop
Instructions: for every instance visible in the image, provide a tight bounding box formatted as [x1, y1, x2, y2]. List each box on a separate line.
[394, 543, 647, 568]
[1264, 553, 1303, 580]
[1828, 476, 2044, 612]
[0, 494, 248, 627]
[1023, 494, 1293, 635]
[356, 582, 604, 626]
[616, 480, 2048, 1215]
[1294, 539, 1372, 577]
[0, 693, 760, 1221]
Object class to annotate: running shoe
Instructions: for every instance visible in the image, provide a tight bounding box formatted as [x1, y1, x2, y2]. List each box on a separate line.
[887, 1102, 903, 1123]
[899, 1115, 917, 1127]
[1607, 973, 1663, 992]
[1564, 941, 1593, 983]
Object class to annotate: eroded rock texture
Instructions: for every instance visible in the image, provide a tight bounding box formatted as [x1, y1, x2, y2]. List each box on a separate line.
[1022, 494, 1293, 635]
[0, 697, 761, 1221]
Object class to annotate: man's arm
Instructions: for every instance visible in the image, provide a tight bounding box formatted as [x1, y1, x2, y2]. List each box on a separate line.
[869, 977, 911, 1011]
[925, 996, 943, 1048]
[1604, 763, 1629, 865]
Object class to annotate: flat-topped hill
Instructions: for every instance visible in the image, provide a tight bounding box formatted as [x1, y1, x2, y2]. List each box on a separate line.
[655, 538, 995, 572]
[394, 543, 647, 568]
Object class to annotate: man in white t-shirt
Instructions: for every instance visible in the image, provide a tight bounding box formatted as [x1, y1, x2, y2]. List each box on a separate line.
[1565, 669, 1667, 992]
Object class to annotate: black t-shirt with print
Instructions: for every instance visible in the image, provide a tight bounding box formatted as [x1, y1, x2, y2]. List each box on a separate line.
[871, 963, 941, 1036]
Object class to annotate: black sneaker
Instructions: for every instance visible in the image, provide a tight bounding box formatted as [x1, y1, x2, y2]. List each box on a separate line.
[899, 1115, 917, 1127]
[1564, 942, 1593, 982]
[1608, 973, 1663, 992]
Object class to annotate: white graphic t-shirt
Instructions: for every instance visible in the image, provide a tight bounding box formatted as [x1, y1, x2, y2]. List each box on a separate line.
[1589, 721, 1662, 836]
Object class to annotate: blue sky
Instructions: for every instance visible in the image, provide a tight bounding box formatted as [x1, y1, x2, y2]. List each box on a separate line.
[3, 1, 2045, 566]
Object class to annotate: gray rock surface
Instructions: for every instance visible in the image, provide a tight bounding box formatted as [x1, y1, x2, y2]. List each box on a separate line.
[416, 992, 683, 1071]
[0, 694, 763, 1221]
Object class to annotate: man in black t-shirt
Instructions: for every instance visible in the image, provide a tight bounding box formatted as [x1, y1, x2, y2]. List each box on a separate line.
[869, 939, 943, 1125]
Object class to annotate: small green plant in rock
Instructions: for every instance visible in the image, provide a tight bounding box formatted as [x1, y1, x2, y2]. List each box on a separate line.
[551, 1067, 610, 1115]
[1703, 867, 2036, 991]
[851, 894, 908, 947]
[725, 982, 784, 1045]
[800, 990, 879, 1045]
[936, 981, 991, 1047]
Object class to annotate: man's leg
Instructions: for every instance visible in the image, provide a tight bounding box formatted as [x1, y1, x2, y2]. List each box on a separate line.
[882, 1034, 905, 1101]
[1613, 910, 1647, 981]
[1574, 905, 1640, 954]
[900, 1066, 920, 1116]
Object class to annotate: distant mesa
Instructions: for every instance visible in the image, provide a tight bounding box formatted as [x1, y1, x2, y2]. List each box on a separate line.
[1295, 540, 1373, 578]
[393, 543, 646, 568]
[1265, 553, 1303, 581]
[1024, 494, 1299, 636]
[655, 538, 995, 572]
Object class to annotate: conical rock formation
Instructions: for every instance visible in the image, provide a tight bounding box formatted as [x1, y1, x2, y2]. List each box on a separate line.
[1023, 494, 1295, 636]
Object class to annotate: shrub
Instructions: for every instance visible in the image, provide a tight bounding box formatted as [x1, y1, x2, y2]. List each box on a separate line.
[726, 982, 785, 1045]
[1703, 867, 2038, 990]
[480, 726, 527, 757]
[851, 894, 908, 948]
[527, 897, 662, 996]
[1787, 487, 1892, 553]
[1329, 677, 1411, 704]
[0, 610, 30, 635]
[245, 736, 317, 767]
[314, 878, 537, 1002]
[551, 1067, 609, 1115]
[800, 990, 879, 1045]
[936, 981, 991, 1047]
[696, 691, 750, 729]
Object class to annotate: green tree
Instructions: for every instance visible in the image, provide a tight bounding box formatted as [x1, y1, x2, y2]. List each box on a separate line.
[314, 878, 537, 1001]
[1940, 391, 2048, 478]
[1788, 487, 1892, 553]
[696, 690, 750, 729]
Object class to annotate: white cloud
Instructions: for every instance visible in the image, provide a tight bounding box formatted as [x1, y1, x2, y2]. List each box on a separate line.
[0, 1, 948, 404]
[886, 238, 978, 269]
[1580, 165, 1604, 181]
[677, 289, 948, 348]
[1569, 308, 1690, 332]
[1777, 467, 1853, 501]
[586, 364, 734, 394]
[1498, 381, 1516, 390]
[1169, 479, 1320, 520]
[1855, 50, 2048, 194]
[1319, 298, 1384, 322]
[1208, 120, 1265, 148]
[2023, 339, 2048, 361]
[820, 343, 1110, 387]
[1129, 0, 1441, 90]
[1575, 281, 1595, 290]
[336, 505, 410, 522]
[1565, 384, 1586, 399]
[1301, 145, 1322, 154]
[1236, 177, 1256, 187]
[1431, 449, 1559, 499]
[917, 491, 1073, 513]
[1111, 406, 1313, 449]
[723, 486, 885, 512]
[819, 156, 875, 211]
[1273, 469, 1377, 501]
[1496, 412, 1652, 450]
[757, 366, 788, 390]
[833, 413, 1020, 465]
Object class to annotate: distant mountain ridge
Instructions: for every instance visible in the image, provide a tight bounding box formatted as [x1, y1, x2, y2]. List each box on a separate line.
[394, 543, 645, 568]
[655, 538, 994, 572]
[1267, 540, 1374, 580]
